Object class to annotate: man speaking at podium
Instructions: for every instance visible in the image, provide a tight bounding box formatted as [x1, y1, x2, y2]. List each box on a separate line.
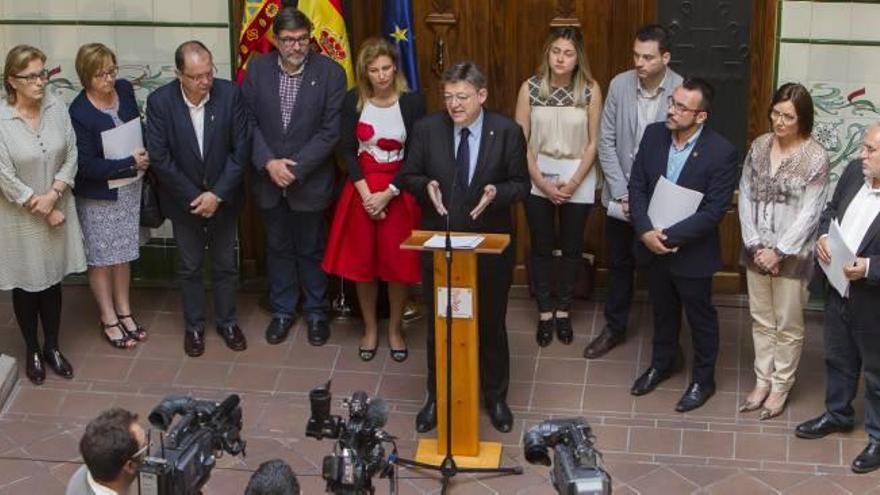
[400, 61, 529, 433]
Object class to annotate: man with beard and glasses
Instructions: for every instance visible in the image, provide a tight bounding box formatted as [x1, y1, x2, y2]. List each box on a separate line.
[627, 78, 738, 412]
[242, 6, 346, 347]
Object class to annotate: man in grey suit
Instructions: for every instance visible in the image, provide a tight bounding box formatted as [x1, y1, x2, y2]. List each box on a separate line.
[584, 24, 683, 359]
[66, 409, 146, 495]
[242, 7, 346, 347]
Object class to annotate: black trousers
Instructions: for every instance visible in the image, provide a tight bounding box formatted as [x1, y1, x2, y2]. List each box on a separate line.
[524, 194, 591, 312]
[12, 283, 62, 353]
[647, 259, 718, 387]
[603, 215, 636, 335]
[422, 245, 514, 404]
[172, 214, 239, 330]
[823, 291, 880, 441]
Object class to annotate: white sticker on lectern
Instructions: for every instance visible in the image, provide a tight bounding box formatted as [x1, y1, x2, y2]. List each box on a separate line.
[436, 287, 473, 319]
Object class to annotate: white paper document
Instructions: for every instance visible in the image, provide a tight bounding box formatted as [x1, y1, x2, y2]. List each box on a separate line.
[436, 287, 474, 319]
[607, 200, 630, 223]
[102, 118, 144, 189]
[423, 234, 484, 250]
[530, 156, 597, 204]
[819, 220, 856, 297]
[647, 176, 704, 229]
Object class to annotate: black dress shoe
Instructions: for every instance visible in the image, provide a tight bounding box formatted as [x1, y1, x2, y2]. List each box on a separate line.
[583, 326, 624, 359]
[265, 317, 294, 345]
[487, 401, 513, 433]
[416, 399, 437, 433]
[184, 329, 206, 357]
[795, 413, 854, 439]
[216, 324, 247, 351]
[25, 351, 45, 385]
[631, 367, 671, 396]
[555, 316, 573, 345]
[852, 441, 880, 473]
[536, 319, 554, 347]
[675, 382, 715, 412]
[42, 348, 73, 379]
[307, 319, 330, 346]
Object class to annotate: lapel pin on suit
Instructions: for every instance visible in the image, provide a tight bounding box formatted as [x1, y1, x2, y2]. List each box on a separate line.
[210, 114, 215, 122]
[692, 151, 699, 158]
[489, 130, 494, 136]
[311, 80, 317, 86]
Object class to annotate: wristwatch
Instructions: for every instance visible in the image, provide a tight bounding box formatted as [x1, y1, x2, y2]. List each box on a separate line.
[387, 183, 401, 197]
[772, 247, 788, 260]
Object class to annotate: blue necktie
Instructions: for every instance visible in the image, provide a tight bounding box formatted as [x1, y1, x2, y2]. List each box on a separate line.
[455, 127, 471, 189]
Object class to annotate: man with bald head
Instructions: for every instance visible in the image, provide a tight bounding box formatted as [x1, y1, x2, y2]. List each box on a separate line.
[796, 124, 880, 473]
[147, 40, 250, 357]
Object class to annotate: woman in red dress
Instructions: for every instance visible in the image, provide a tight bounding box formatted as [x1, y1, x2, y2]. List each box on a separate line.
[323, 38, 425, 362]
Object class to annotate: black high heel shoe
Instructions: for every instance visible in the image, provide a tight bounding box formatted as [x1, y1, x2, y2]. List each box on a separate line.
[536, 318, 555, 347]
[555, 315, 573, 345]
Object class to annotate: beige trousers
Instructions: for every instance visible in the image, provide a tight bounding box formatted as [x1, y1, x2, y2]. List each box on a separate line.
[746, 268, 809, 392]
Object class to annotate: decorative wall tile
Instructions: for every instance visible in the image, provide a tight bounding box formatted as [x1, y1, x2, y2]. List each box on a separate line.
[75, 0, 115, 21]
[114, 0, 155, 22]
[191, 0, 228, 24]
[777, 43, 809, 84]
[850, 3, 880, 43]
[780, 1, 811, 39]
[154, 0, 193, 23]
[809, 2, 851, 40]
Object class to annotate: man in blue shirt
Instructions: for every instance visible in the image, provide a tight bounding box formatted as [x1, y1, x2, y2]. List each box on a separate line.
[627, 78, 738, 412]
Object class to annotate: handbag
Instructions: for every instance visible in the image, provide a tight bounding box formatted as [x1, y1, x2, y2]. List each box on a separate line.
[139, 170, 165, 228]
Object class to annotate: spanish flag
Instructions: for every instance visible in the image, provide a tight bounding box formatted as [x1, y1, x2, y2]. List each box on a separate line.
[236, 0, 355, 88]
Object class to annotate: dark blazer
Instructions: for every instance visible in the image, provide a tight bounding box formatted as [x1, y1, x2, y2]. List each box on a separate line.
[339, 89, 425, 189]
[818, 159, 880, 310]
[629, 122, 739, 278]
[399, 110, 529, 234]
[69, 79, 140, 200]
[242, 50, 346, 211]
[145, 78, 249, 223]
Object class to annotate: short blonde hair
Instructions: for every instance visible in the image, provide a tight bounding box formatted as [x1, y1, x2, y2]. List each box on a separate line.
[354, 37, 408, 111]
[75, 43, 117, 90]
[3, 45, 46, 104]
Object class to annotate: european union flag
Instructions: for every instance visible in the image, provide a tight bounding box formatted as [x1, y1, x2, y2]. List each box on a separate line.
[382, 0, 420, 91]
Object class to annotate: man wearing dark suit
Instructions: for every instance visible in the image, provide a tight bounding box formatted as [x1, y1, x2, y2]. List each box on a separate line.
[795, 125, 880, 474]
[147, 41, 249, 357]
[628, 78, 738, 412]
[400, 62, 529, 433]
[241, 7, 345, 347]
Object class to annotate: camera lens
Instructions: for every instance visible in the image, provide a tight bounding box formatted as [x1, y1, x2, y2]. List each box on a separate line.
[310, 384, 332, 421]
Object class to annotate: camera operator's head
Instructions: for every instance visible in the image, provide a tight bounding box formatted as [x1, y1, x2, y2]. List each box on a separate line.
[245, 459, 301, 495]
[75, 408, 147, 494]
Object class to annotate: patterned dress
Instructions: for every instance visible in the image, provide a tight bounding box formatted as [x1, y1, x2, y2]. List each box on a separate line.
[74, 104, 142, 267]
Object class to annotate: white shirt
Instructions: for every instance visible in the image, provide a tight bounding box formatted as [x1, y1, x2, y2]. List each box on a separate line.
[839, 179, 880, 274]
[635, 69, 668, 154]
[86, 470, 120, 495]
[181, 88, 210, 158]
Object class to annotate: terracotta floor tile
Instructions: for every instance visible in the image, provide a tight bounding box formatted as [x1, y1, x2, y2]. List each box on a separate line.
[530, 382, 583, 411]
[787, 435, 841, 465]
[534, 357, 586, 384]
[705, 473, 779, 494]
[629, 426, 681, 455]
[627, 466, 698, 494]
[681, 429, 734, 459]
[586, 360, 637, 386]
[734, 432, 788, 462]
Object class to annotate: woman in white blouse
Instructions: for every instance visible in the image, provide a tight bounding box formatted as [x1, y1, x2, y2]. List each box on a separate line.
[0, 45, 86, 384]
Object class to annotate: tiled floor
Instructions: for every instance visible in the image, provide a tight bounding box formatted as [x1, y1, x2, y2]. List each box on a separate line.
[1, 286, 879, 494]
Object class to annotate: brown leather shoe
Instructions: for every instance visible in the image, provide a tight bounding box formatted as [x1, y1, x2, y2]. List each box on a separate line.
[583, 326, 624, 359]
[184, 328, 206, 357]
[217, 324, 247, 351]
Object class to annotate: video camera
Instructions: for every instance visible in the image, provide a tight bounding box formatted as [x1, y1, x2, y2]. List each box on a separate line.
[137, 394, 246, 495]
[523, 417, 611, 495]
[306, 382, 397, 495]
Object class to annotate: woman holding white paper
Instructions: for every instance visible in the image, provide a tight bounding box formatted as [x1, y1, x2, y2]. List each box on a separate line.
[69, 43, 149, 350]
[737, 82, 829, 419]
[514, 27, 602, 347]
[0, 45, 86, 384]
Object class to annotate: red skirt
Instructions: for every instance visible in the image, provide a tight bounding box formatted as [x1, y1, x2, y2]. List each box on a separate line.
[322, 154, 421, 284]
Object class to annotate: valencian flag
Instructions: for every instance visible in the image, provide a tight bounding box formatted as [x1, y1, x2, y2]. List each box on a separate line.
[236, 0, 355, 88]
[382, 0, 420, 91]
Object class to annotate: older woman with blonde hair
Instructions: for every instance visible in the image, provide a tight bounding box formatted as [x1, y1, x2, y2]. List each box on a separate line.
[322, 37, 425, 362]
[0, 45, 86, 384]
[69, 43, 149, 350]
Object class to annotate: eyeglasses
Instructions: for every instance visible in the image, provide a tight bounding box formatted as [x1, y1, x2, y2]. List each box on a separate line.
[443, 93, 476, 104]
[180, 65, 217, 83]
[667, 96, 702, 114]
[10, 69, 49, 85]
[94, 66, 118, 80]
[277, 34, 311, 47]
[130, 442, 150, 463]
[770, 109, 797, 125]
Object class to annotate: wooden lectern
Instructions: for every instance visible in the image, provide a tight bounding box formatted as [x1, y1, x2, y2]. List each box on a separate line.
[400, 229, 510, 468]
